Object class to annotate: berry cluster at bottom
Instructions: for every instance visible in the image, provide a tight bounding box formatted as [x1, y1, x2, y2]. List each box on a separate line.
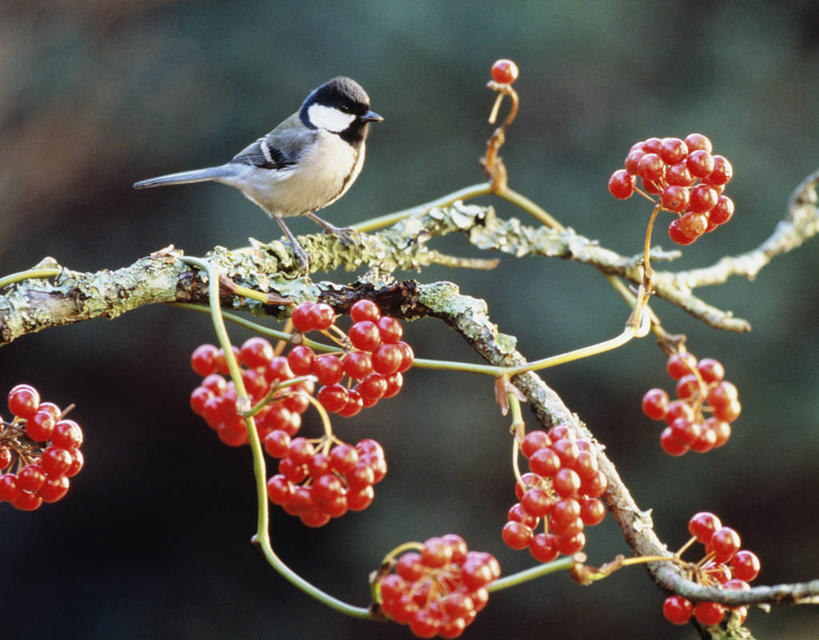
[662, 511, 761, 627]
[502, 424, 608, 561]
[375, 534, 501, 638]
[0, 384, 84, 511]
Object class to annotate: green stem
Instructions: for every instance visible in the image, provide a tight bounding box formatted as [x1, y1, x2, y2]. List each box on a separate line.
[180, 257, 372, 620]
[0, 267, 62, 289]
[487, 555, 576, 592]
[494, 186, 564, 230]
[352, 183, 494, 233]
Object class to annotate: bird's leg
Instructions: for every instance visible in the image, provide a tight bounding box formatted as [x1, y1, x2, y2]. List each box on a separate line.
[305, 212, 360, 249]
[273, 215, 311, 272]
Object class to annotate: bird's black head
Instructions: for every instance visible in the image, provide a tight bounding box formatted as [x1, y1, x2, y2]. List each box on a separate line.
[300, 77, 382, 145]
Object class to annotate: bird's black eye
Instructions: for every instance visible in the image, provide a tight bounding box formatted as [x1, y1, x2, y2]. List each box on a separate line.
[340, 103, 352, 112]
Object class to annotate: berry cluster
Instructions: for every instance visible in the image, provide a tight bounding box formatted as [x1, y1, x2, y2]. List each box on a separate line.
[0, 384, 84, 511]
[662, 512, 760, 627]
[266, 437, 386, 527]
[289, 299, 414, 418]
[502, 425, 608, 561]
[608, 134, 735, 245]
[190, 337, 314, 447]
[376, 534, 501, 638]
[642, 351, 741, 456]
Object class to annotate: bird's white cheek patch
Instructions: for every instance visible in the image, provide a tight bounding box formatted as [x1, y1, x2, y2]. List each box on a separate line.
[308, 104, 357, 133]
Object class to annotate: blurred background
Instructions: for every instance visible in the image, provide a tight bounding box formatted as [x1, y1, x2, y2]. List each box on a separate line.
[1, 1, 817, 638]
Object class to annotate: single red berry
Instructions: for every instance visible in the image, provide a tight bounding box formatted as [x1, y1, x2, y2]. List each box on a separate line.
[624, 149, 645, 175]
[308, 302, 335, 330]
[312, 354, 344, 386]
[684, 133, 713, 153]
[608, 169, 636, 199]
[240, 337, 274, 369]
[190, 344, 219, 376]
[520, 430, 550, 457]
[12, 491, 43, 511]
[694, 601, 725, 626]
[664, 399, 694, 425]
[708, 195, 735, 225]
[641, 137, 663, 154]
[660, 185, 690, 212]
[26, 410, 56, 442]
[64, 449, 84, 477]
[213, 346, 240, 375]
[8, 384, 40, 420]
[263, 429, 291, 458]
[554, 531, 586, 555]
[663, 595, 693, 625]
[529, 533, 559, 563]
[17, 463, 46, 493]
[679, 213, 708, 239]
[382, 372, 404, 398]
[667, 352, 697, 379]
[675, 374, 701, 400]
[705, 155, 733, 186]
[520, 487, 552, 518]
[552, 438, 580, 468]
[713, 399, 741, 422]
[316, 384, 348, 412]
[580, 469, 608, 498]
[707, 380, 739, 407]
[190, 386, 213, 416]
[665, 161, 696, 186]
[0, 473, 20, 502]
[396, 341, 415, 373]
[38, 475, 70, 503]
[636, 153, 665, 183]
[553, 468, 581, 498]
[579, 496, 606, 526]
[372, 343, 403, 375]
[710, 526, 741, 562]
[286, 345, 315, 376]
[688, 185, 719, 214]
[668, 218, 697, 245]
[502, 521, 533, 550]
[642, 388, 669, 420]
[40, 446, 73, 477]
[706, 417, 732, 448]
[0, 447, 11, 471]
[342, 350, 373, 380]
[350, 299, 381, 322]
[266, 474, 293, 505]
[686, 150, 715, 179]
[529, 447, 561, 477]
[660, 427, 689, 456]
[731, 550, 761, 582]
[337, 389, 364, 418]
[688, 511, 722, 543]
[349, 320, 382, 351]
[697, 358, 725, 384]
[358, 372, 387, 400]
[52, 419, 83, 449]
[658, 137, 689, 164]
[376, 316, 403, 343]
[290, 302, 317, 332]
[490, 59, 519, 84]
[669, 417, 701, 447]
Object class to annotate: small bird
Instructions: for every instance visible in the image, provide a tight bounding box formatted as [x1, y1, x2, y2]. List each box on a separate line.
[133, 76, 382, 269]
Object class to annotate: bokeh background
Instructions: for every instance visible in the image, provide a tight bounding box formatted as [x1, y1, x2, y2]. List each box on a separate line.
[1, 1, 817, 638]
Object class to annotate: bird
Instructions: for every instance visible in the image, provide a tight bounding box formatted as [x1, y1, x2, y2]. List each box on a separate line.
[133, 76, 382, 270]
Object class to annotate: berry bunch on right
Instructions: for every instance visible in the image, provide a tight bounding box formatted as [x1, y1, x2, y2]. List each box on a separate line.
[374, 534, 501, 638]
[642, 350, 741, 456]
[0, 384, 85, 511]
[662, 511, 760, 627]
[502, 424, 608, 562]
[608, 133, 735, 245]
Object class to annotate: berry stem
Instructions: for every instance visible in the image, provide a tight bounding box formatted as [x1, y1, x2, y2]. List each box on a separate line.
[0, 267, 62, 290]
[487, 554, 577, 592]
[181, 256, 373, 620]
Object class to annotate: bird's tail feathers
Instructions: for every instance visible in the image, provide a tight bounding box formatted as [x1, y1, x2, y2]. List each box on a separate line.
[132, 165, 238, 189]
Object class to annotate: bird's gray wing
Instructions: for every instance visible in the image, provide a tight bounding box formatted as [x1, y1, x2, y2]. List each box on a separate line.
[230, 113, 318, 170]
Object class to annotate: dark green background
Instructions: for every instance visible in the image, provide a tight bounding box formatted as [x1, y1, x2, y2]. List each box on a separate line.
[1, 1, 817, 638]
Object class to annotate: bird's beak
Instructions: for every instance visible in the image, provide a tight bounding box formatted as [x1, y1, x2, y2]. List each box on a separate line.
[360, 110, 383, 123]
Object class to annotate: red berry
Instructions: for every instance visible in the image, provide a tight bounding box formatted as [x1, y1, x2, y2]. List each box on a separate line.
[608, 169, 636, 199]
[350, 299, 380, 322]
[694, 601, 725, 626]
[624, 149, 645, 175]
[290, 302, 316, 332]
[679, 212, 708, 239]
[664, 399, 694, 425]
[731, 550, 761, 582]
[17, 463, 46, 493]
[529, 447, 561, 477]
[555, 531, 586, 555]
[665, 162, 695, 186]
[40, 446, 73, 477]
[286, 345, 315, 376]
[710, 526, 741, 562]
[507, 502, 538, 528]
[708, 195, 735, 225]
[553, 468, 581, 498]
[688, 185, 718, 214]
[372, 343, 403, 375]
[579, 497, 606, 526]
[707, 380, 739, 407]
[358, 372, 387, 400]
[266, 474, 293, 505]
[529, 533, 559, 563]
[0, 473, 20, 502]
[688, 511, 722, 543]
[642, 388, 669, 420]
[667, 352, 697, 379]
[521, 487, 552, 518]
[308, 303, 335, 330]
[668, 218, 697, 245]
[0, 447, 10, 471]
[382, 372, 404, 398]
[502, 521, 533, 549]
[705, 155, 733, 186]
[686, 150, 715, 179]
[669, 417, 701, 446]
[38, 475, 70, 503]
[636, 153, 665, 183]
[64, 449, 84, 477]
[684, 133, 713, 153]
[697, 358, 725, 384]
[12, 491, 43, 511]
[240, 337, 274, 369]
[26, 410, 56, 442]
[342, 350, 372, 380]
[658, 137, 689, 164]
[713, 399, 741, 422]
[190, 344, 219, 376]
[317, 384, 348, 412]
[312, 354, 344, 386]
[376, 316, 403, 343]
[490, 59, 519, 84]
[396, 341, 415, 372]
[663, 595, 693, 625]
[660, 427, 688, 456]
[52, 419, 83, 449]
[8, 384, 40, 419]
[661, 185, 690, 212]
[263, 429, 290, 458]
[337, 389, 364, 417]
[349, 320, 382, 351]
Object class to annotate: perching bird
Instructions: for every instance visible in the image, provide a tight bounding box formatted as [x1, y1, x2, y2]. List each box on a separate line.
[133, 76, 382, 269]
